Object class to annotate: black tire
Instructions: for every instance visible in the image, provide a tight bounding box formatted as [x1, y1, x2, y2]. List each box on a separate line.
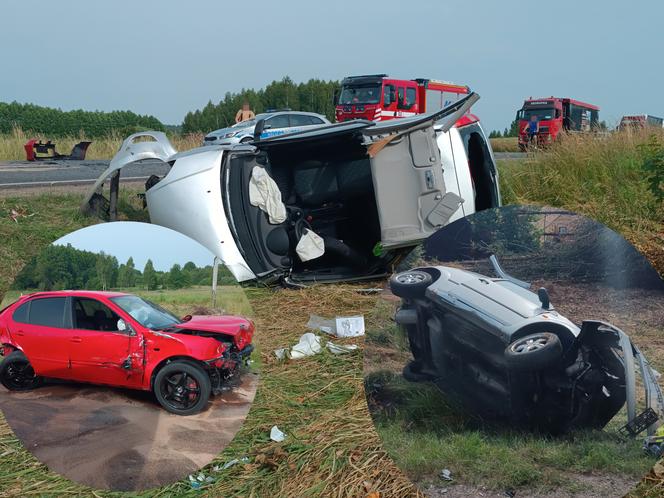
[505, 332, 563, 371]
[240, 136, 253, 144]
[0, 351, 42, 391]
[390, 270, 432, 299]
[153, 361, 211, 415]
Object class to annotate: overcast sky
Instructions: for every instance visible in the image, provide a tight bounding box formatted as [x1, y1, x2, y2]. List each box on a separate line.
[1, 1, 661, 132]
[54, 222, 215, 271]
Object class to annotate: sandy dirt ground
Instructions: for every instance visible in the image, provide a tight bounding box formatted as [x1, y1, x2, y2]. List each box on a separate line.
[0, 370, 258, 491]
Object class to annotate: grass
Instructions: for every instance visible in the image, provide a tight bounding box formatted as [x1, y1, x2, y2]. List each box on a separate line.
[0, 126, 204, 161]
[498, 128, 664, 275]
[490, 136, 519, 153]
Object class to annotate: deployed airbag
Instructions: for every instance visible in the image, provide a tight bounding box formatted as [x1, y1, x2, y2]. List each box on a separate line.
[248, 166, 287, 224]
[295, 229, 325, 262]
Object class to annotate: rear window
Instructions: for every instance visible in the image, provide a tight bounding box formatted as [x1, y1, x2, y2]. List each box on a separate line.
[12, 302, 29, 324]
[27, 297, 67, 328]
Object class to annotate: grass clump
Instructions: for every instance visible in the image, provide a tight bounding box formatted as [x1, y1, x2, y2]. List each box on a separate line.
[499, 128, 664, 274]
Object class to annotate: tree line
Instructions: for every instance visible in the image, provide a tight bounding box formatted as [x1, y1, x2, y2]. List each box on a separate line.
[182, 76, 340, 133]
[0, 101, 165, 137]
[12, 244, 237, 291]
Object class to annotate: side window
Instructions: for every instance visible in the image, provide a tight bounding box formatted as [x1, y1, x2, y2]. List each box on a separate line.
[28, 297, 66, 328]
[265, 114, 290, 129]
[12, 302, 29, 324]
[405, 87, 417, 108]
[383, 84, 395, 106]
[73, 298, 121, 332]
[397, 87, 405, 108]
[290, 114, 313, 126]
[309, 116, 324, 125]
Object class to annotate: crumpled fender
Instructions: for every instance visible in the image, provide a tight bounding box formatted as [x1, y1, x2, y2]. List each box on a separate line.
[80, 131, 177, 212]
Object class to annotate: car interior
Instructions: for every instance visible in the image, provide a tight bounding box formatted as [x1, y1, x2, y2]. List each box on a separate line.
[226, 131, 402, 281]
[73, 298, 120, 331]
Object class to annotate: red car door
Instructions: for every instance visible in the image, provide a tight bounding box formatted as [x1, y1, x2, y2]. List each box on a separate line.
[9, 296, 71, 378]
[67, 297, 144, 389]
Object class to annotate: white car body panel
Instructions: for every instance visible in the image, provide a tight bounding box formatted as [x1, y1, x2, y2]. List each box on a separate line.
[144, 147, 256, 282]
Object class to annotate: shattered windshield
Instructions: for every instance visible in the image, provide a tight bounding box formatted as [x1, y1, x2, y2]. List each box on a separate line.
[339, 84, 382, 105]
[110, 295, 181, 330]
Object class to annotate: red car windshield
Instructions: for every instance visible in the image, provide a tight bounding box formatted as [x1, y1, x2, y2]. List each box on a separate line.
[110, 295, 181, 330]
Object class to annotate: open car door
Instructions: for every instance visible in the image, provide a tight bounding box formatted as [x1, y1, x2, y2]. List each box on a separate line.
[362, 93, 479, 248]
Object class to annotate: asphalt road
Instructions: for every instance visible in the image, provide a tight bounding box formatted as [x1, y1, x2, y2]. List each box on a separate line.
[0, 159, 170, 189]
[0, 370, 258, 491]
[0, 153, 524, 189]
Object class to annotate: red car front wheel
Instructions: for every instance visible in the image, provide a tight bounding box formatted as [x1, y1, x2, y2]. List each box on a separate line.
[153, 361, 211, 415]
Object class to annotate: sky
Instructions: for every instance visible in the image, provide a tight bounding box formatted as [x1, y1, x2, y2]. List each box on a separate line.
[1, 1, 662, 133]
[53, 222, 215, 271]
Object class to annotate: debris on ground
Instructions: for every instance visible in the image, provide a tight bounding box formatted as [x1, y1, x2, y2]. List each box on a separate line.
[270, 425, 286, 442]
[188, 472, 215, 489]
[274, 347, 289, 360]
[326, 341, 359, 354]
[290, 333, 323, 359]
[307, 314, 365, 337]
[214, 456, 250, 471]
[440, 468, 453, 481]
[8, 207, 35, 223]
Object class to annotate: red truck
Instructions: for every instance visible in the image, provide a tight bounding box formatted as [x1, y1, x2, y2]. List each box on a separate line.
[335, 74, 469, 122]
[517, 97, 600, 150]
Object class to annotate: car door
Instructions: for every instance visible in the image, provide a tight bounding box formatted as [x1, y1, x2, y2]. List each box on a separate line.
[362, 92, 479, 248]
[9, 296, 71, 378]
[67, 297, 144, 388]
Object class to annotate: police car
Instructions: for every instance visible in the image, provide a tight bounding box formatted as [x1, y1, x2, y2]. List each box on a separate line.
[203, 110, 330, 145]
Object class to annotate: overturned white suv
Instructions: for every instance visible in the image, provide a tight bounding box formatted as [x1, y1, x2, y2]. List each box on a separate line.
[82, 94, 500, 285]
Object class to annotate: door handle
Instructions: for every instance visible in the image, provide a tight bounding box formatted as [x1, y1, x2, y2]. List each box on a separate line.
[15, 330, 25, 336]
[70, 336, 82, 343]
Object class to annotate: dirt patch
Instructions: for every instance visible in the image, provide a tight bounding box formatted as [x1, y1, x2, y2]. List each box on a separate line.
[421, 471, 637, 497]
[0, 370, 258, 491]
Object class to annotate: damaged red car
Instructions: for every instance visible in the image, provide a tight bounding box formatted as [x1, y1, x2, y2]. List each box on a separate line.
[0, 291, 254, 415]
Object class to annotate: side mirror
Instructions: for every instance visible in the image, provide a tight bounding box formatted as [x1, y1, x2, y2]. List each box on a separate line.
[117, 318, 135, 336]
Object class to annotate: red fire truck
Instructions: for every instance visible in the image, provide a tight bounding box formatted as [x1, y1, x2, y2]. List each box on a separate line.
[335, 74, 470, 122]
[517, 97, 600, 150]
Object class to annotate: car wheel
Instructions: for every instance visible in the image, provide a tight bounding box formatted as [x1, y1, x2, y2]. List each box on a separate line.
[390, 270, 432, 299]
[153, 361, 211, 415]
[505, 332, 562, 371]
[0, 351, 42, 391]
[240, 136, 253, 144]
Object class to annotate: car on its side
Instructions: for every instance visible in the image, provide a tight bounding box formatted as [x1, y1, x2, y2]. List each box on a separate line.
[82, 93, 501, 286]
[0, 290, 254, 415]
[202, 110, 331, 146]
[389, 256, 663, 434]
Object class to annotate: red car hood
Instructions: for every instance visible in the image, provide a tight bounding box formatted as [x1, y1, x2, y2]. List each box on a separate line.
[174, 315, 251, 336]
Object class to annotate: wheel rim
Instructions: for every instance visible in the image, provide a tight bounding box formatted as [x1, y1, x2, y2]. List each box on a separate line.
[4, 360, 37, 389]
[160, 371, 201, 411]
[397, 272, 426, 285]
[512, 335, 550, 354]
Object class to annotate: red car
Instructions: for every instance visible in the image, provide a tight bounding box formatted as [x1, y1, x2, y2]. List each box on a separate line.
[0, 290, 254, 415]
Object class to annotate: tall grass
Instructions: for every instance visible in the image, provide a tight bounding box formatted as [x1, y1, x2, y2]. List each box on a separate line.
[499, 128, 664, 274]
[0, 126, 204, 161]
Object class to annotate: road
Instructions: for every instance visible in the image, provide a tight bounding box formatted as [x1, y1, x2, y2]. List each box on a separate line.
[0, 153, 524, 189]
[0, 159, 170, 189]
[0, 370, 258, 491]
